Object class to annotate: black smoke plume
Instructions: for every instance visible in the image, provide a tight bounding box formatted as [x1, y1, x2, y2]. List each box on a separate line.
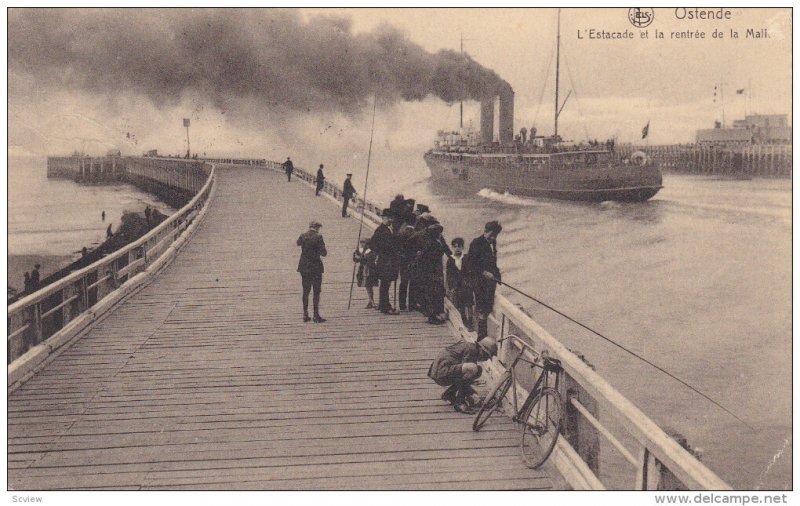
[9, 8, 510, 117]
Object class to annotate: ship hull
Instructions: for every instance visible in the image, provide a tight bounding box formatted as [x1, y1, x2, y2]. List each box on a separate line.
[424, 152, 663, 202]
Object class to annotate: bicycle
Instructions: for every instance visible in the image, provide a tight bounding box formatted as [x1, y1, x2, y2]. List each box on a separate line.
[472, 335, 564, 469]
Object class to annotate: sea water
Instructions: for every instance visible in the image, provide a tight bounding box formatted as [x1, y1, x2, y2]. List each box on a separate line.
[7, 157, 175, 261]
[361, 159, 791, 490]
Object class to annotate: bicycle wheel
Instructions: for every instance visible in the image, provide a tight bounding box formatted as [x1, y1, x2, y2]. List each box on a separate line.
[472, 371, 513, 432]
[520, 387, 563, 469]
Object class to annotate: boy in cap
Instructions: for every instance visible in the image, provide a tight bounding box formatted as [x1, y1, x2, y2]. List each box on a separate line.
[428, 337, 498, 413]
[297, 220, 327, 323]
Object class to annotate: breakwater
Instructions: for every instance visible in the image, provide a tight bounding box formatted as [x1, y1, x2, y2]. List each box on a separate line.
[619, 144, 791, 178]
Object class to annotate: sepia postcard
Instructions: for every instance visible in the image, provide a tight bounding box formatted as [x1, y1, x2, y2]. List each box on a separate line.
[4, 5, 794, 502]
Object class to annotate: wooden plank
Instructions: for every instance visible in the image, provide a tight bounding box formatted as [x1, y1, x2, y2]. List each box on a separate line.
[7, 167, 556, 490]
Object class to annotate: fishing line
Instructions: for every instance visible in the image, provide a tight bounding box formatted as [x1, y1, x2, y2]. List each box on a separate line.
[347, 94, 378, 310]
[494, 278, 755, 431]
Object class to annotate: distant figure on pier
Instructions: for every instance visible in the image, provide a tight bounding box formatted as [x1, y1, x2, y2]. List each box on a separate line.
[101, 210, 105, 222]
[428, 337, 497, 413]
[107, 224, 113, 239]
[297, 220, 327, 323]
[283, 157, 294, 182]
[342, 173, 356, 217]
[23, 272, 32, 293]
[81, 247, 88, 258]
[315, 164, 325, 196]
[467, 221, 502, 341]
[144, 206, 152, 226]
[30, 264, 41, 290]
[389, 194, 405, 217]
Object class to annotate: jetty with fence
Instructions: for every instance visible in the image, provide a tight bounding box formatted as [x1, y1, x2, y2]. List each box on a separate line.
[7, 155, 731, 490]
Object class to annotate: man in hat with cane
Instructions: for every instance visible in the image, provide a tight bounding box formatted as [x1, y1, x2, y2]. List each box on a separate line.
[297, 220, 327, 323]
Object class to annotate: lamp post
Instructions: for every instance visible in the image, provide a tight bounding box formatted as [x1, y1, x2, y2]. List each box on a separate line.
[183, 118, 191, 158]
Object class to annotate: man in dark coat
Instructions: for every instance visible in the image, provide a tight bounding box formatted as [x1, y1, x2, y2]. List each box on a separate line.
[370, 208, 400, 314]
[428, 337, 498, 412]
[466, 220, 502, 340]
[389, 194, 405, 217]
[30, 264, 41, 290]
[283, 157, 294, 182]
[315, 164, 325, 196]
[342, 173, 356, 217]
[419, 224, 451, 324]
[297, 220, 327, 323]
[396, 223, 416, 311]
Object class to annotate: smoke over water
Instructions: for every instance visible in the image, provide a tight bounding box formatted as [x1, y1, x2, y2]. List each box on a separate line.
[9, 9, 509, 119]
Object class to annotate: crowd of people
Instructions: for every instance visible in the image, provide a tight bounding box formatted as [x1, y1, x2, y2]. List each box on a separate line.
[350, 194, 502, 338]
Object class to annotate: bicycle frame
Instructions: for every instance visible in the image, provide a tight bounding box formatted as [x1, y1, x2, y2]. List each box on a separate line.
[497, 335, 562, 422]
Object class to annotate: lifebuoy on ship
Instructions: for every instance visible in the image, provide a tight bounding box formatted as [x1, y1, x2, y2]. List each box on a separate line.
[630, 151, 649, 167]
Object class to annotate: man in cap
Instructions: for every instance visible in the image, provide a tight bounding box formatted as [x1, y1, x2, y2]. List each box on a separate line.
[315, 164, 326, 196]
[466, 221, 502, 340]
[342, 173, 356, 217]
[370, 208, 400, 314]
[297, 220, 327, 323]
[428, 337, 498, 413]
[283, 157, 294, 182]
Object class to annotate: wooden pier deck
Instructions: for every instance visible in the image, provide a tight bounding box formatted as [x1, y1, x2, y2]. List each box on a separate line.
[7, 166, 558, 490]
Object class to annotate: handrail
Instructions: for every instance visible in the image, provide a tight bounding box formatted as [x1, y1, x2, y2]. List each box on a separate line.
[493, 297, 730, 490]
[271, 157, 730, 490]
[8, 159, 216, 366]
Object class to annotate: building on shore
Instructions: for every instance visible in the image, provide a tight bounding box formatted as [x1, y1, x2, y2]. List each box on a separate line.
[696, 114, 791, 147]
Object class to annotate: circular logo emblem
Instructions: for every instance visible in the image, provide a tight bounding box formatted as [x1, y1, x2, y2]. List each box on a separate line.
[628, 8, 654, 28]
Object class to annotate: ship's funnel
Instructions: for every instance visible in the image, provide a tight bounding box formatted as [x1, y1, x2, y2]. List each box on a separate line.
[499, 86, 514, 144]
[480, 99, 494, 144]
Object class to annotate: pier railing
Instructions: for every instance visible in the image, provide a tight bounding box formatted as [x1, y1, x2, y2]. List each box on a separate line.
[8, 160, 216, 382]
[263, 158, 731, 490]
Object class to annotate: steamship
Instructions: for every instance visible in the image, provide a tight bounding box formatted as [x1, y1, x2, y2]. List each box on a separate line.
[423, 12, 662, 203]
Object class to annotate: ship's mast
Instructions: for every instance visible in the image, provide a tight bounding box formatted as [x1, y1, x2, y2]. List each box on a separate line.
[554, 9, 561, 140]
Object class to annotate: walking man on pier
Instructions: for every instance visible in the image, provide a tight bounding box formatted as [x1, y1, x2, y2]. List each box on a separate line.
[315, 164, 326, 196]
[467, 221, 502, 341]
[297, 220, 327, 323]
[283, 157, 294, 182]
[342, 173, 356, 217]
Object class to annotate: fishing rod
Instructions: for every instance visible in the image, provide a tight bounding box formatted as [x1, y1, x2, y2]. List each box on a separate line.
[347, 94, 378, 310]
[493, 277, 755, 431]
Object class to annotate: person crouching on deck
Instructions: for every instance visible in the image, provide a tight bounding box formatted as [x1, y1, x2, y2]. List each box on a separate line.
[428, 337, 498, 413]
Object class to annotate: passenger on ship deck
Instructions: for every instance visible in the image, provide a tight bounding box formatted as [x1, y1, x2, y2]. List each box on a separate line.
[467, 221, 502, 341]
[428, 337, 498, 413]
[297, 220, 327, 323]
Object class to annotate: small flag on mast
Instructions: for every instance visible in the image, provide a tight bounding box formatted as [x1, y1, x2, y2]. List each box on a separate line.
[736, 88, 745, 94]
[641, 121, 650, 140]
[183, 118, 190, 127]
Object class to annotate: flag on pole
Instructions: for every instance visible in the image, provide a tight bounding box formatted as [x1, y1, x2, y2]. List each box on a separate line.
[641, 121, 650, 140]
[736, 88, 745, 94]
[183, 118, 190, 127]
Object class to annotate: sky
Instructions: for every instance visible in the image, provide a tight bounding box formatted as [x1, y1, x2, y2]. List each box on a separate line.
[6, 7, 792, 164]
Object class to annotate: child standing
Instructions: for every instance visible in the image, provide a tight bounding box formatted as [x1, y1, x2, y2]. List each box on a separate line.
[446, 237, 474, 331]
[353, 239, 378, 309]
